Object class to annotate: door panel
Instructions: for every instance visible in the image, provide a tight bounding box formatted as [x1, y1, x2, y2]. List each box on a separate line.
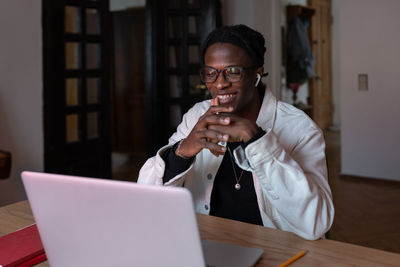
[43, 0, 111, 178]
[111, 8, 147, 156]
[308, 0, 333, 129]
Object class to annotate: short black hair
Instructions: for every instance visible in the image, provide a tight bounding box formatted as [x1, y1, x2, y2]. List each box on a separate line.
[200, 24, 266, 68]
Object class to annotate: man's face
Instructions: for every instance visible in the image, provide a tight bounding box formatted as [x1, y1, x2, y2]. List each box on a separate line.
[203, 43, 259, 116]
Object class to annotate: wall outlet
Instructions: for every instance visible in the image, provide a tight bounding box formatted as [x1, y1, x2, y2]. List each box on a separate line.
[358, 74, 368, 91]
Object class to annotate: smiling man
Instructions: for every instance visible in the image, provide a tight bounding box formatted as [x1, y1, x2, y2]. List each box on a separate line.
[138, 25, 334, 240]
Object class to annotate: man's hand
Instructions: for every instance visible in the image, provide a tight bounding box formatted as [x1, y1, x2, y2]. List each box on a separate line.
[176, 103, 233, 158]
[176, 97, 259, 158]
[208, 114, 259, 143]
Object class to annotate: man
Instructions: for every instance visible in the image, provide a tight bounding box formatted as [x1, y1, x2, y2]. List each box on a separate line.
[138, 25, 334, 240]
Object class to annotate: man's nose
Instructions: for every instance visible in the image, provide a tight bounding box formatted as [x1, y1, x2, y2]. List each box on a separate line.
[215, 72, 231, 90]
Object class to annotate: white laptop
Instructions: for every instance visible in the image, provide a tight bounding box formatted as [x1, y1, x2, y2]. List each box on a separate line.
[21, 171, 263, 267]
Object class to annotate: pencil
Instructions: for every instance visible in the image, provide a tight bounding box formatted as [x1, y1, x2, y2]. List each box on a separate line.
[278, 250, 308, 267]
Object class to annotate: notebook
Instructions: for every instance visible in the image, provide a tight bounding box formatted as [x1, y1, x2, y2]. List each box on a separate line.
[0, 224, 46, 267]
[21, 171, 263, 267]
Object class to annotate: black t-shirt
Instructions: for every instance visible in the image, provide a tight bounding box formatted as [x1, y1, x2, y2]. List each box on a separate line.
[161, 128, 265, 226]
[209, 141, 263, 225]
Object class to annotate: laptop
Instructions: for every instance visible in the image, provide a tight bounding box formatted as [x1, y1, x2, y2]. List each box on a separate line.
[21, 171, 263, 267]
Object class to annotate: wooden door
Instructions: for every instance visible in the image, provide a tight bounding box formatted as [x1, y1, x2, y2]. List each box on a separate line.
[43, 0, 112, 178]
[111, 8, 147, 157]
[146, 0, 221, 155]
[308, 0, 333, 130]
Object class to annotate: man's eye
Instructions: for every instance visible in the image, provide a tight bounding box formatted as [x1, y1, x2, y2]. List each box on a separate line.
[227, 67, 241, 75]
[206, 70, 216, 76]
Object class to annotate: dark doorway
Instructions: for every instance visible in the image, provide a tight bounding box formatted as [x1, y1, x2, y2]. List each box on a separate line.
[110, 5, 147, 181]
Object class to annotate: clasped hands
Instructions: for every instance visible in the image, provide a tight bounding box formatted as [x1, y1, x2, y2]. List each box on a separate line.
[176, 103, 258, 158]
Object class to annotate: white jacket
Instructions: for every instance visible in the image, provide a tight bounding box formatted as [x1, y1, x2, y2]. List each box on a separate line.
[138, 88, 334, 240]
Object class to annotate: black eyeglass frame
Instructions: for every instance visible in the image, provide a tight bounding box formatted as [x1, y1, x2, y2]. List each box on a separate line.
[199, 65, 257, 83]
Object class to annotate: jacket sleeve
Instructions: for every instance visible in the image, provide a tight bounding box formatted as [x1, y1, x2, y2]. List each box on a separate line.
[234, 123, 334, 240]
[137, 102, 206, 186]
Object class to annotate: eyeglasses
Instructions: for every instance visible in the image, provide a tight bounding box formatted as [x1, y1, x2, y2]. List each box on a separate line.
[199, 66, 256, 83]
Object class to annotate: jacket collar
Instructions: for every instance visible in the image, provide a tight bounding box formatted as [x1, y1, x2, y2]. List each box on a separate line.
[256, 87, 277, 131]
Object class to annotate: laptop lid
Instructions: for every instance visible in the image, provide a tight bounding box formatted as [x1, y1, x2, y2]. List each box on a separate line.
[21, 171, 205, 267]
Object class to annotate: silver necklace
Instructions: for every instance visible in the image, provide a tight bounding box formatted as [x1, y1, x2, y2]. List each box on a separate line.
[227, 146, 244, 190]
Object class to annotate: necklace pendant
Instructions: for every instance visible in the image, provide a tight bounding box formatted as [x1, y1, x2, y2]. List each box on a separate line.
[235, 183, 241, 190]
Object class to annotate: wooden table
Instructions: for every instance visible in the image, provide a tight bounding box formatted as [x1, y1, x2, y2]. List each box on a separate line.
[1, 201, 400, 266]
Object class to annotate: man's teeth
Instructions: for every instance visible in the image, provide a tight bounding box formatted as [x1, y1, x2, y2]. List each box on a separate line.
[217, 94, 235, 99]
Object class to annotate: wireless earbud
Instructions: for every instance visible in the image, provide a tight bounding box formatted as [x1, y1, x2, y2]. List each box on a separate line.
[255, 73, 261, 87]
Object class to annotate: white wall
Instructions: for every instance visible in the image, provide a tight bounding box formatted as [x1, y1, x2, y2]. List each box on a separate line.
[222, 0, 253, 29]
[339, 0, 400, 181]
[0, 0, 43, 205]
